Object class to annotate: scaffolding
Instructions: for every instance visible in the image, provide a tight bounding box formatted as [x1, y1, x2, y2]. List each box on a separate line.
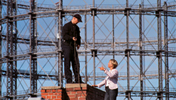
[0, 0, 176, 100]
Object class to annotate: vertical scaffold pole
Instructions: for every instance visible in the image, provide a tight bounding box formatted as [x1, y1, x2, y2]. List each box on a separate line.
[126, 0, 131, 100]
[6, 0, 17, 99]
[0, 0, 2, 97]
[164, 1, 169, 100]
[85, 11, 88, 84]
[92, 0, 96, 85]
[57, 0, 63, 87]
[139, 4, 143, 100]
[29, 0, 37, 95]
[157, 0, 163, 99]
[112, 12, 115, 59]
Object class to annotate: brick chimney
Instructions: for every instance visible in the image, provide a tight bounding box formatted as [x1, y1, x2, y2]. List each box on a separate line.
[41, 84, 105, 100]
[41, 86, 67, 100]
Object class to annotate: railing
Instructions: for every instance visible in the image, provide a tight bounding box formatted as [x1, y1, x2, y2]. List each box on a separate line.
[2, 0, 176, 11]
[2, 32, 175, 44]
[1, 66, 175, 78]
[2, 46, 176, 57]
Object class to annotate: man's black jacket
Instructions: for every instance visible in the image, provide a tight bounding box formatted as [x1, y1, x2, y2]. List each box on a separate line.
[61, 21, 81, 47]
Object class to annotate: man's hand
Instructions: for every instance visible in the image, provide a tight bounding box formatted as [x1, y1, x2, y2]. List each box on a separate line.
[77, 45, 80, 49]
[73, 37, 77, 41]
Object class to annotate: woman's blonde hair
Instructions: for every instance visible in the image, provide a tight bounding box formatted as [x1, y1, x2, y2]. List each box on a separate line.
[110, 59, 118, 68]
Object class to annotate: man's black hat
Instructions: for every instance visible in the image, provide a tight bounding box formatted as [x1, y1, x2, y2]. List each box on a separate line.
[73, 14, 82, 22]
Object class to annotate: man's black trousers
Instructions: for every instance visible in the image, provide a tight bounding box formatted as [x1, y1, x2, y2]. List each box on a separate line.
[62, 45, 82, 83]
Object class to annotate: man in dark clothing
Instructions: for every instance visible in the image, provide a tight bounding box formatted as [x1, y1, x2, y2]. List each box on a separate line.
[61, 14, 83, 83]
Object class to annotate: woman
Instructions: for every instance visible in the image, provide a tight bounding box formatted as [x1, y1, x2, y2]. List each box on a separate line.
[92, 59, 118, 100]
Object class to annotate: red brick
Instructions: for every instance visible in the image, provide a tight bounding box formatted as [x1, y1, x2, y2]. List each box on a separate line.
[56, 93, 62, 95]
[77, 91, 86, 94]
[66, 88, 74, 91]
[54, 93, 58, 95]
[41, 93, 48, 96]
[52, 95, 56, 99]
[81, 94, 87, 96]
[68, 94, 76, 98]
[57, 89, 62, 92]
[46, 89, 51, 92]
[79, 96, 86, 100]
[67, 91, 76, 95]
[46, 95, 51, 99]
[48, 93, 54, 95]
[74, 87, 82, 90]
[56, 95, 62, 98]
[70, 98, 78, 100]
[41, 89, 45, 93]
[79, 96, 86, 98]
[77, 93, 86, 98]
[52, 89, 56, 92]
[82, 87, 87, 90]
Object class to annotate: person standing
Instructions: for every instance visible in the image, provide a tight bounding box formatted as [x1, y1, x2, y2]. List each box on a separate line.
[92, 59, 119, 100]
[61, 14, 83, 83]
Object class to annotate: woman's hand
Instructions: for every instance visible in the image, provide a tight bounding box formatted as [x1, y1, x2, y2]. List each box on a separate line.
[92, 85, 98, 87]
[98, 66, 105, 71]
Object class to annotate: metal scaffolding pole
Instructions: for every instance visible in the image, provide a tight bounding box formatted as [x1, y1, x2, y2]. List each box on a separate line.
[58, 0, 63, 87]
[6, 0, 17, 99]
[112, 13, 115, 59]
[126, 0, 131, 99]
[29, 0, 37, 95]
[139, 4, 143, 100]
[92, 0, 96, 85]
[164, 2, 169, 100]
[0, 0, 2, 97]
[13, 0, 17, 99]
[85, 12, 88, 84]
[157, 0, 163, 99]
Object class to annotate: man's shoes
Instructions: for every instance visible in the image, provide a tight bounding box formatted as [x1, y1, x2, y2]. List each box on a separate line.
[67, 81, 84, 84]
[74, 80, 84, 83]
[66, 80, 72, 84]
